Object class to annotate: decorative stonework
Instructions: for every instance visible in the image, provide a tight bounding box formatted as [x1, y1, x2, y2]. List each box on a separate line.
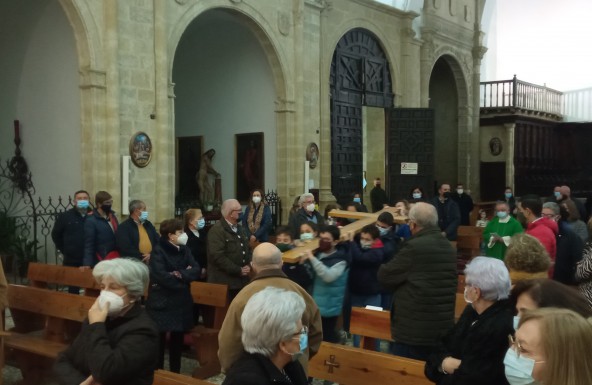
[79, 67, 106, 89]
[278, 11, 290, 36]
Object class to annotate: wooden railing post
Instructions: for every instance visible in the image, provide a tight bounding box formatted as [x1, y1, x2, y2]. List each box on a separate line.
[512, 74, 517, 107]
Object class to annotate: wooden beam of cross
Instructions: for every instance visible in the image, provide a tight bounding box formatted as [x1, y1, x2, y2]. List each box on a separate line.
[281, 207, 407, 263]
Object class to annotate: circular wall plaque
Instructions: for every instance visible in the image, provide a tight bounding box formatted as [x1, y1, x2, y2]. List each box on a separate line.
[129, 132, 152, 167]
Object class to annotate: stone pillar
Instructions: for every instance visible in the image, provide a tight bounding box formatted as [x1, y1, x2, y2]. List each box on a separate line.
[504, 123, 516, 190]
[470, 28, 487, 200]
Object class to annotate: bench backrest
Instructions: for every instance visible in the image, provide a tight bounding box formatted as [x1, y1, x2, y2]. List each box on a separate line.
[152, 370, 213, 385]
[309, 342, 430, 385]
[190, 281, 228, 329]
[8, 284, 95, 341]
[27, 263, 100, 296]
[456, 226, 483, 258]
[349, 307, 392, 341]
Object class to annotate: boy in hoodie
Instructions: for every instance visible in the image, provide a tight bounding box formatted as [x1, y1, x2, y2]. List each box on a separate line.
[349, 224, 385, 347]
[301, 225, 351, 343]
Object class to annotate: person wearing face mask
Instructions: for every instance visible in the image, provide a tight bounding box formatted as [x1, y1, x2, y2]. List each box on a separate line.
[505, 308, 592, 385]
[378, 203, 457, 360]
[483, 201, 524, 260]
[425, 257, 514, 385]
[83, 191, 120, 268]
[409, 186, 427, 203]
[349, 224, 385, 347]
[451, 183, 474, 226]
[287, 193, 324, 239]
[52, 190, 92, 293]
[300, 225, 351, 344]
[430, 183, 461, 241]
[546, 185, 563, 204]
[351, 192, 368, 212]
[145, 218, 200, 373]
[520, 196, 558, 277]
[275, 226, 315, 294]
[294, 222, 318, 246]
[115, 200, 159, 264]
[243, 189, 273, 244]
[503, 187, 517, 216]
[54, 258, 159, 385]
[184, 208, 208, 281]
[222, 286, 310, 385]
[207, 199, 253, 300]
[218, 243, 322, 375]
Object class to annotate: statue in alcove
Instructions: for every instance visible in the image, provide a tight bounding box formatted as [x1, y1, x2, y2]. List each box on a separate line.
[197, 149, 220, 206]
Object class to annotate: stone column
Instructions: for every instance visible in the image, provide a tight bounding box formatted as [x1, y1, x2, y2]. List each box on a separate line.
[504, 123, 516, 190]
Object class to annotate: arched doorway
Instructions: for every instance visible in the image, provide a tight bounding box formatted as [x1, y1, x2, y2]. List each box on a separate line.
[329, 28, 394, 206]
[172, 8, 278, 206]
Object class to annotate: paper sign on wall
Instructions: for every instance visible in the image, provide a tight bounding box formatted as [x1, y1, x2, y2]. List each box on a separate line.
[401, 162, 418, 175]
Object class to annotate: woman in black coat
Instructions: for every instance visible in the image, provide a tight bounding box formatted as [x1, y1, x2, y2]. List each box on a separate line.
[425, 257, 514, 385]
[184, 208, 207, 280]
[145, 218, 200, 373]
[54, 258, 159, 385]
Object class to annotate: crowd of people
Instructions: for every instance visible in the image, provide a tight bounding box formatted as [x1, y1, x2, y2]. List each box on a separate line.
[46, 183, 592, 385]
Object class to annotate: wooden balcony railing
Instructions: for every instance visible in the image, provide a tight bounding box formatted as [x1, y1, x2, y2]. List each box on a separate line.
[480, 75, 563, 117]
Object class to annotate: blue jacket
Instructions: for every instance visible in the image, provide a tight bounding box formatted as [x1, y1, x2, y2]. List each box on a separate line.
[381, 228, 400, 263]
[83, 211, 119, 267]
[312, 244, 351, 317]
[242, 204, 272, 242]
[115, 218, 159, 261]
[349, 240, 385, 296]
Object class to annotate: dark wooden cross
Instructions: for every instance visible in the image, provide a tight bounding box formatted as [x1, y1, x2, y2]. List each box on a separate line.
[324, 354, 340, 373]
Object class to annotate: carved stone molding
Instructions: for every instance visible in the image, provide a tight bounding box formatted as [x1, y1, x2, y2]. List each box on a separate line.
[168, 82, 176, 99]
[275, 98, 296, 113]
[79, 67, 106, 89]
[278, 11, 290, 36]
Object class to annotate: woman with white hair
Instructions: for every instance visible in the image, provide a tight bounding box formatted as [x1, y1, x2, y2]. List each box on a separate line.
[54, 258, 159, 385]
[425, 256, 514, 385]
[222, 286, 309, 385]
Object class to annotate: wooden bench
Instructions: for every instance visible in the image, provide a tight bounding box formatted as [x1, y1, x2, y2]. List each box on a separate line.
[456, 226, 483, 260]
[189, 281, 229, 379]
[27, 262, 100, 296]
[349, 292, 467, 352]
[309, 342, 430, 385]
[153, 369, 213, 385]
[5, 284, 94, 385]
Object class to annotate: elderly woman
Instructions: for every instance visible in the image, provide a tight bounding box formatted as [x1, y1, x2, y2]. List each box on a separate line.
[504, 233, 551, 284]
[425, 257, 514, 385]
[54, 258, 159, 385]
[243, 189, 273, 243]
[146, 218, 200, 373]
[184, 208, 207, 280]
[505, 308, 592, 385]
[510, 278, 592, 329]
[222, 286, 308, 385]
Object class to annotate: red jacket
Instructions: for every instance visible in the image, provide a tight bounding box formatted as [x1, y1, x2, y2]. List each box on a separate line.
[526, 217, 558, 277]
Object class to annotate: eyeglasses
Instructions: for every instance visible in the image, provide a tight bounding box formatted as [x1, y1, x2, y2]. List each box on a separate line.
[541, 213, 556, 219]
[508, 334, 545, 363]
[292, 326, 308, 338]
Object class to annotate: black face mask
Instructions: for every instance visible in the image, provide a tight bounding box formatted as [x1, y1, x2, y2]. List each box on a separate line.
[443, 192, 451, 199]
[101, 204, 112, 214]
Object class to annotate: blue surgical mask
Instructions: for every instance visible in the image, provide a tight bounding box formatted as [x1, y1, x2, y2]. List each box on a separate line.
[300, 232, 314, 241]
[412, 192, 422, 199]
[197, 218, 205, 229]
[360, 241, 373, 250]
[353, 197, 361, 203]
[287, 330, 308, 361]
[503, 348, 539, 385]
[377, 226, 390, 236]
[505, 192, 513, 199]
[76, 200, 89, 209]
[554, 191, 561, 199]
[497, 211, 508, 219]
[513, 316, 520, 330]
[139, 211, 149, 222]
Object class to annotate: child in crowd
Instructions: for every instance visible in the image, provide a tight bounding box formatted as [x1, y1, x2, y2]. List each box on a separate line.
[294, 222, 318, 246]
[476, 209, 489, 227]
[275, 226, 314, 293]
[349, 224, 385, 347]
[301, 225, 351, 343]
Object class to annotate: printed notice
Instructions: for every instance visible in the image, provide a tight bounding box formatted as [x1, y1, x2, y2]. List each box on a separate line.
[401, 162, 418, 175]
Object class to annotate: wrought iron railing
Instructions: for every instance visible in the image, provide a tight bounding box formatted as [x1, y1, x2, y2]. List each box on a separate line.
[480, 75, 563, 117]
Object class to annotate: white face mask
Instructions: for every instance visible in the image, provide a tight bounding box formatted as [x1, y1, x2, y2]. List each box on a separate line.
[306, 203, 315, 212]
[98, 290, 127, 316]
[457, 189, 464, 195]
[252, 196, 261, 204]
[175, 232, 189, 246]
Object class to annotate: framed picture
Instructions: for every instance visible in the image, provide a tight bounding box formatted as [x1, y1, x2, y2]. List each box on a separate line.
[236, 132, 264, 203]
[129, 132, 152, 168]
[489, 137, 503, 156]
[175, 136, 203, 200]
[306, 142, 319, 169]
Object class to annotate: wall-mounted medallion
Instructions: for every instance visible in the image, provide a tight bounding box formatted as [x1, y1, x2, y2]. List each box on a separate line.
[129, 131, 152, 168]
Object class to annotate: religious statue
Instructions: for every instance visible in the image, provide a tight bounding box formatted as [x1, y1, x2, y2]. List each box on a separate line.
[197, 149, 220, 205]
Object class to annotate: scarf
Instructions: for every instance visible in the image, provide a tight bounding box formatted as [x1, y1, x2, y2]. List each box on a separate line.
[248, 203, 265, 235]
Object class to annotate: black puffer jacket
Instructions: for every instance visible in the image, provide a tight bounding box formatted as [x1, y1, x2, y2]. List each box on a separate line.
[223, 352, 308, 385]
[425, 300, 514, 385]
[145, 239, 200, 332]
[51, 208, 90, 266]
[378, 226, 457, 346]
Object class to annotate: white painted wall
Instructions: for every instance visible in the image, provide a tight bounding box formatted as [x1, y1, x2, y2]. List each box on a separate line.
[0, 0, 80, 200]
[173, 9, 277, 201]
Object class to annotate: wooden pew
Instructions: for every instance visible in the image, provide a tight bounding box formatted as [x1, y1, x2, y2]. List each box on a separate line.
[5, 284, 94, 385]
[189, 281, 229, 379]
[153, 369, 213, 385]
[456, 226, 483, 260]
[309, 342, 430, 385]
[349, 292, 467, 352]
[27, 262, 100, 296]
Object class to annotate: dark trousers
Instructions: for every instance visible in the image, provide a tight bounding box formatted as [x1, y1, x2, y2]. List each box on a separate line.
[158, 331, 185, 373]
[321, 316, 339, 343]
[391, 342, 435, 361]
